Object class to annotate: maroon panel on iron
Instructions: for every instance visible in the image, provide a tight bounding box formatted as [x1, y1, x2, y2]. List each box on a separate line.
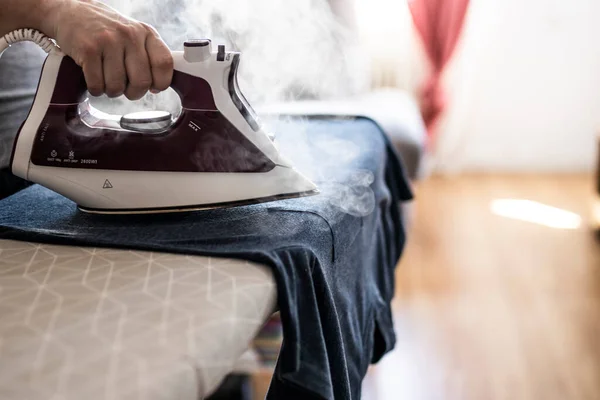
[30, 105, 275, 173]
[34, 56, 273, 173]
[49, 57, 87, 104]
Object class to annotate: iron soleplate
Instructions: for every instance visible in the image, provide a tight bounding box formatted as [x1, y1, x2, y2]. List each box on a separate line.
[77, 189, 320, 215]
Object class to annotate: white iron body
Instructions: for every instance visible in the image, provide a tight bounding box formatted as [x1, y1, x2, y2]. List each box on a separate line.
[2, 31, 317, 213]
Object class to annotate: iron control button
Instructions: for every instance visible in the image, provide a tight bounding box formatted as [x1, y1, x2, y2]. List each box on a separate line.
[184, 39, 211, 47]
[184, 39, 212, 62]
[217, 45, 225, 61]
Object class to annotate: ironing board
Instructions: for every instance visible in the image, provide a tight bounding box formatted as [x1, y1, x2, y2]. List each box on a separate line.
[0, 93, 424, 400]
[0, 239, 276, 399]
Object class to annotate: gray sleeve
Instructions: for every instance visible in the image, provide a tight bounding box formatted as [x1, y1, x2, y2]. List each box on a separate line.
[0, 42, 46, 169]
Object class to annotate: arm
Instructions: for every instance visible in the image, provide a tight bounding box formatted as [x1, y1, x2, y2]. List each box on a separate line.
[0, 0, 55, 38]
[0, 0, 173, 100]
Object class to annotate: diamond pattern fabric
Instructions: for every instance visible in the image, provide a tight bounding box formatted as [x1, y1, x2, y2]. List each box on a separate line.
[0, 239, 276, 399]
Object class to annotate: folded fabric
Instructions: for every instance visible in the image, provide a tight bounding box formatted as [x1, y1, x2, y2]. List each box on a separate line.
[0, 116, 413, 399]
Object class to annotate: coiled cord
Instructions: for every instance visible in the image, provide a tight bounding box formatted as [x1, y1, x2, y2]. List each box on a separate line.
[0, 28, 60, 58]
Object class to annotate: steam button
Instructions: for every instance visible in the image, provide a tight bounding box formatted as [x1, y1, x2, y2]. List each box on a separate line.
[184, 39, 211, 47]
[217, 45, 225, 62]
[184, 39, 212, 62]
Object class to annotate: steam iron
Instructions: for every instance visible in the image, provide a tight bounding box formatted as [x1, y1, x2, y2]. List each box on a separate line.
[1, 29, 318, 214]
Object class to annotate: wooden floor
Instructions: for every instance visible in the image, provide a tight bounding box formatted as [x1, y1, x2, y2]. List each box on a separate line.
[362, 174, 600, 400]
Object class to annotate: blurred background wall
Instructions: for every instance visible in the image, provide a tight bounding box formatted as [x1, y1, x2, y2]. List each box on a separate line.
[351, 0, 600, 173]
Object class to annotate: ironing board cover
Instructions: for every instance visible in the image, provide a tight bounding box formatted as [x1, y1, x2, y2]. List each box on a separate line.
[0, 239, 275, 399]
[0, 116, 413, 399]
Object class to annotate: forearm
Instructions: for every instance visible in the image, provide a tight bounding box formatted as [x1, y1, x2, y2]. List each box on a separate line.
[0, 0, 63, 38]
[0, 0, 173, 100]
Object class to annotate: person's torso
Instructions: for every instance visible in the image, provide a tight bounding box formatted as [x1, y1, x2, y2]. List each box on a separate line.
[0, 42, 46, 169]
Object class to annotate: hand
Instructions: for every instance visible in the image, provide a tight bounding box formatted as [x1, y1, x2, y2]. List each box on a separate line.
[41, 0, 173, 100]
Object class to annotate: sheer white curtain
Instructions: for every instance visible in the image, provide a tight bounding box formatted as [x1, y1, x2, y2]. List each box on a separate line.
[353, 0, 600, 173]
[352, 0, 428, 94]
[433, 0, 600, 173]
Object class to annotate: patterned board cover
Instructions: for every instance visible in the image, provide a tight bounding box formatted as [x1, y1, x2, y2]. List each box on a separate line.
[0, 239, 276, 399]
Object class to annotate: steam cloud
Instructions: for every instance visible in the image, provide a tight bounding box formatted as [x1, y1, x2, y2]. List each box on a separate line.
[267, 116, 377, 218]
[95, 0, 368, 111]
[93, 0, 377, 217]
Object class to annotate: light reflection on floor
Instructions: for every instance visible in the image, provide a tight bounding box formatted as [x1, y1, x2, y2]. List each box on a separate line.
[490, 199, 581, 229]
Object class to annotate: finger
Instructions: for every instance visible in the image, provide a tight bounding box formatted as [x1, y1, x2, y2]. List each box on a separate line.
[145, 34, 173, 92]
[81, 54, 104, 97]
[124, 37, 153, 100]
[103, 46, 127, 98]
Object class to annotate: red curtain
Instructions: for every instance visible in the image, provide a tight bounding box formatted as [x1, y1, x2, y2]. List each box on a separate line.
[409, 0, 470, 139]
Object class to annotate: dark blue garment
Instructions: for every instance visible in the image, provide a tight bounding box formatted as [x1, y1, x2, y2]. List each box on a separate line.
[0, 116, 413, 399]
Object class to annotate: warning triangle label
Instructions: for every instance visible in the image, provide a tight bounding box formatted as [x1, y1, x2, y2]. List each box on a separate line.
[103, 179, 113, 189]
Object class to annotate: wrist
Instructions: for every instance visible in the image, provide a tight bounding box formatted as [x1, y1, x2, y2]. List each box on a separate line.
[27, 0, 67, 38]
